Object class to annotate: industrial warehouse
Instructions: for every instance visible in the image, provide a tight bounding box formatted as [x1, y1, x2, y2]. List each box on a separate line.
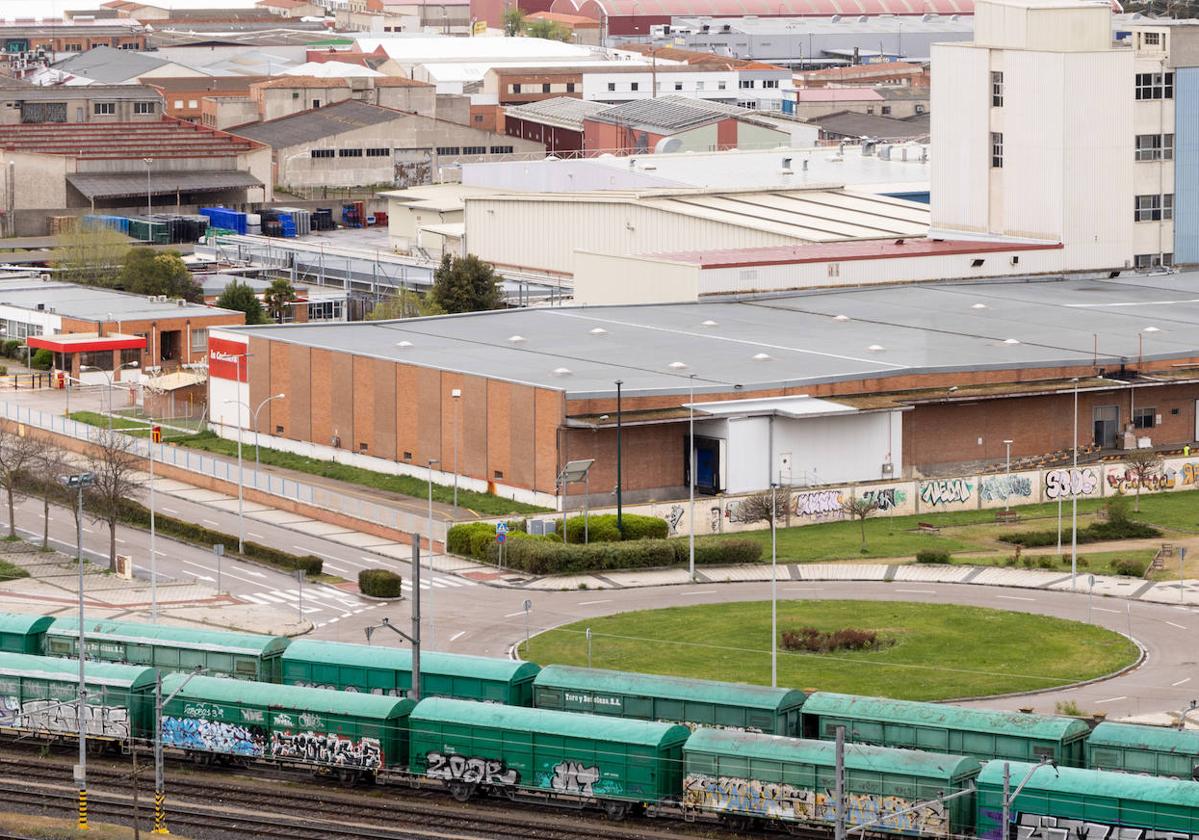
[209, 274, 1199, 508]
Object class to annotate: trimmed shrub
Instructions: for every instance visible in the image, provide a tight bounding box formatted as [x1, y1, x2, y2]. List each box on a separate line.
[447, 522, 492, 556]
[560, 516, 621, 544]
[359, 569, 403, 598]
[30, 349, 52, 370]
[486, 538, 677, 576]
[1112, 556, 1150, 577]
[1037, 556, 1057, 569]
[556, 513, 666, 542]
[1000, 520, 1161, 548]
[915, 549, 951, 564]
[2, 340, 20, 358]
[670, 537, 762, 566]
[781, 627, 891, 653]
[617, 514, 669, 540]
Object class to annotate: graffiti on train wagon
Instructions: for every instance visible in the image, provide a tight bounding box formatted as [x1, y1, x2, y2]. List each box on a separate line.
[425, 752, 519, 786]
[683, 776, 948, 835]
[862, 488, 906, 512]
[1004, 812, 1199, 840]
[1043, 468, 1099, 500]
[271, 731, 382, 769]
[980, 475, 1033, 502]
[919, 479, 973, 507]
[794, 490, 843, 520]
[549, 761, 600, 796]
[0, 696, 130, 738]
[162, 716, 265, 756]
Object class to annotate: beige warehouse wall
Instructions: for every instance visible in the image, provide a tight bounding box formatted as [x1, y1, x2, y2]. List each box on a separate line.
[574, 251, 700, 304]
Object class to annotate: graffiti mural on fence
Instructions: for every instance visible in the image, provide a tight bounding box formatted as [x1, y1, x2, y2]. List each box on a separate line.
[1043, 468, 1099, 500]
[664, 504, 685, 535]
[425, 752, 519, 787]
[271, 731, 382, 769]
[980, 475, 1033, 502]
[794, 490, 843, 520]
[161, 716, 265, 756]
[919, 479, 973, 507]
[549, 761, 600, 796]
[1181, 463, 1199, 486]
[0, 697, 130, 738]
[683, 776, 949, 835]
[1106, 468, 1177, 494]
[862, 488, 906, 512]
[1004, 812, 1199, 840]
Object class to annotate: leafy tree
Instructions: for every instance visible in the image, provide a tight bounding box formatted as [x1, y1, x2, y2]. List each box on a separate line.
[263, 278, 298, 323]
[503, 7, 525, 35]
[85, 429, 142, 571]
[526, 18, 570, 40]
[430, 254, 504, 314]
[215, 280, 267, 325]
[1122, 448, 1165, 512]
[368, 289, 444, 320]
[840, 493, 882, 551]
[54, 225, 131, 286]
[114, 248, 201, 301]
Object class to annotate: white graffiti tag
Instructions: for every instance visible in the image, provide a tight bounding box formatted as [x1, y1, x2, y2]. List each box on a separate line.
[794, 490, 843, 519]
[919, 479, 973, 507]
[550, 761, 600, 796]
[1043, 468, 1098, 500]
[1013, 813, 1197, 840]
[425, 752, 518, 786]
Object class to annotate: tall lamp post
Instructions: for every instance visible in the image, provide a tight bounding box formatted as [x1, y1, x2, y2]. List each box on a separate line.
[450, 389, 461, 510]
[223, 395, 248, 554]
[80, 360, 139, 429]
[252, 392, 285, 471]
[153, 666, 205, 835]
[770, 479, 779, 688]
[688, 373, 697, 583]
[1003, 439, 1013, 513]
[615, 380, 623, 535]
[1071, 378, 1079, 590]
[61, 471, 94, 832]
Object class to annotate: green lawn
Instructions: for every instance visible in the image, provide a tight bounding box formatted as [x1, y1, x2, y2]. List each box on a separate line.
[521, 600, 1139, 701]
[0, 558, 29, 583]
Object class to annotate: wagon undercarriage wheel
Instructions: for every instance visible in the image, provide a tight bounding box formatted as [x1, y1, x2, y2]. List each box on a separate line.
[721, 813, 753, 832]
[602, 801, 630, 821]
[448, 781, 476, 802]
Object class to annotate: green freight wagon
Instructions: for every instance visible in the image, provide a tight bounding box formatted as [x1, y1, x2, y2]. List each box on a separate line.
[0, 613, 54, 654]
[975, 761, 1199, 840]
[532, 665, 806, 735]
[47, 618, 290, 681]
[280, 639, 540, 704]
[1088, 721, 1199, 780]
[0, 651, 155, 743]
[801, 693, 1091, 766]
[159, 674, 413, 778]
[683, 729, 980, 834]
[409, 697, 691, 817]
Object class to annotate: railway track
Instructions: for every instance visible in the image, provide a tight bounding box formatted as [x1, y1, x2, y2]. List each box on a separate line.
[0, 751, 734, 840]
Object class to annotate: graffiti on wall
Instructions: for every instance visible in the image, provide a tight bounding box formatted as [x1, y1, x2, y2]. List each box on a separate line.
[664, 504, 685, 535]
[1043, 468, 1099, 500]
[794, 490, 843, 520]
[0, 697, 130, 738]
[862, 488, 906, 512]
[1106, 467, 1179, 493]
[1003, 812, 1199, 840]
[919, 479, 973, 507]
[425, 752, 519, 786]
[162, 716, 264, 756]
[980, 475, 1033, 502]
[1180, 463, 1199, 486]
[683, 776, 948, 835]
[271, 731, 381, 769]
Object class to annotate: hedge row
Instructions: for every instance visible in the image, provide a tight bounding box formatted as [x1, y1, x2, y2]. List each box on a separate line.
[448, 514, 670, 563]
[999, 520, 1161, 548]
[483, 536, 762, 575]
[359, 569, 403, 598]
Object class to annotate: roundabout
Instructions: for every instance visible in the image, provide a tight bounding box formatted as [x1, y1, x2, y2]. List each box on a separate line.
[519, 599, 1141, 701]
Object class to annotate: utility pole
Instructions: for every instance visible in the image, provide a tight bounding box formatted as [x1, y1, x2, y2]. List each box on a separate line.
[834, 726, 846, 840]
[364, 534, 422, 700]
[154, 666, 205, 834]
[62, 471, 94, 832]
[615, 380, 623, 534]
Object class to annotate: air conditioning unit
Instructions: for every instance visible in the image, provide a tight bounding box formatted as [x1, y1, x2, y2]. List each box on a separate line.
[176, 298, 187, 306]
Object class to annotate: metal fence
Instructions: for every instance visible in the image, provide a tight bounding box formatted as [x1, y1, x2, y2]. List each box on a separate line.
[0, 402, 446, 547]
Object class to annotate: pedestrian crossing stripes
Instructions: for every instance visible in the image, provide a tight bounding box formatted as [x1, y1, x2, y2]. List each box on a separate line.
[237, 575, 472, 610]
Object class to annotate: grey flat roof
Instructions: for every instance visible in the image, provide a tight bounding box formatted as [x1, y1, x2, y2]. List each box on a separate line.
[51, 46, 177, 84]
[0, 84, 160, 103]
[224, 275, 1199, 398]
[0, 278, 238, 321]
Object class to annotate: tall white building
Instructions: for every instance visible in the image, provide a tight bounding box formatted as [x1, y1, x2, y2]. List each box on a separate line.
[931, 0, 1136, 271]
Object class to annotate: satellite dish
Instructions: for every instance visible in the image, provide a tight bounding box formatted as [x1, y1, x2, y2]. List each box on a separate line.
[654, 137, 684, 154]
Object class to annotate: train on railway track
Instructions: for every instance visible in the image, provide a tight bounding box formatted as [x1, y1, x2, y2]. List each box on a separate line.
[0, 612, 1196, 838]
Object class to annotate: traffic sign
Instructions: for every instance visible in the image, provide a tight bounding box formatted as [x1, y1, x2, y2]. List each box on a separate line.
[496, 532, 506, 544]
[496, 522, 509, 534]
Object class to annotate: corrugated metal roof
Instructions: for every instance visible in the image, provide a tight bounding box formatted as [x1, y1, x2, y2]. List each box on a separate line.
[803, 693, 1092, 741]
[231, 99, 405, 148]
[685, 729, 982, 780]
[504, 97, 612, 132]
[534, 665, 806, 711]
[588, 96, 746, 132]
[161, 673, 416, 719]
[1089, 722, 1199, 756]
[282, 639, 541, 683]
[977, 761, 1199, 807]
[412, 697, 692, 747]
[67, 170, 262, 200]
[811, 109, 931, 140]
[49, 618, 289, 658]
[0, 651, 156, 689]
[0, 612, 54, 636]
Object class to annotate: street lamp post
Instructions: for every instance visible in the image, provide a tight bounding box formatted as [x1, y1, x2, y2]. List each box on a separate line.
[451, 389, 461, 510]
[154, 666, 205, 834]
[61, 471, 95, 832]
[688, 373, 696, 583]
[1000, 759, 1058, 840]
[427, 458, 438, 647]
[1071, 378, 1079, 590]
[144, 157, 152, 219]
[252, 392, 285, 472]
[80, 361, 139, 429]
[771, 480, 778, 689]
[149, 428, 158, 621]
[223, 397, 247, 554]
[615, 380, 624, 535]
[1003, 439, 1013, 513]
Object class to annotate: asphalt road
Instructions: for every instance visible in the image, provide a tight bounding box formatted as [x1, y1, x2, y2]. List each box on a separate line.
[6, 483, 1197, 722]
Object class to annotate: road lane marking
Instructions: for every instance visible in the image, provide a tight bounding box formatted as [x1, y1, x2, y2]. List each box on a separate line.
[1093, 607, 1120, 614]
[191, 573, 215, 582]
[677, 590, 718, 595]
[323, 564, 349, 574]
[248, 532, 265, 540]
[449, 631, 466, 642]
[1166, 621, 1188, 630]
[116, 538, 126, 545]
[578, 599, 613, 606]
[504, 610, 528, 617]
[181, 559, 265, 587]
[896, 589, 936, 594]
[1173, 677, 1192, 687]
[1094, 696, 1127, 704]
[162, 508, 179, 515]
[202, 519, 220, 526]
[995, 595, 1035, 602]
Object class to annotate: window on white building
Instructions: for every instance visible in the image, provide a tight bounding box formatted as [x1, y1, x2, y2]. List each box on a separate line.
[739, 79, 754, 89]
[763, 79, 779, 88]
[1135, 133, 1174, 161]
[133, 101, 155, 114]
[607, 82, 616, 91]
[718, 81, 727, 90]
[1142, 31, 1161, 45]
[630, 82, 639, 91]
[991, 132, 1003, 168]
[1134, 194, 1167, 221]
[991, 71, 1003, 107]
[674, 82, 683, 91]
[1164, 192, 1174, 219]
[696, 81, 704, 91]
[93, 102, 115, 115]
[1135, 72, 1173, 100]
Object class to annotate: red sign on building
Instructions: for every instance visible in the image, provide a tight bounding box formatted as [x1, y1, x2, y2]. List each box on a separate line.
[208, 336, 248, 382]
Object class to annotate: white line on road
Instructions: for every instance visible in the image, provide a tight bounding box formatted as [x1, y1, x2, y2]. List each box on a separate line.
[192, 574, 215, 582]
[115, 538, 126, 545]
[323, 564, 349, 575]
[202, 519, 220, 526]
[449, 631, 466, 642]
[503, 610, 528, 618]
[1173, 677, 1192, 687]
[1094, 696, 1127, 704]
[1093, 607, 1120, 614]
[677, 590, 718, 595]
[995, 595, 1036, 602]
[1166, 621, 1188, 630]
[247, 532, 265, 540]
[238, 568, 267, 579]
[181, 559, 266, 587]
[895, 589, 937, 594]
[162, 508, 179, 515]
[578, 599, 613, 606]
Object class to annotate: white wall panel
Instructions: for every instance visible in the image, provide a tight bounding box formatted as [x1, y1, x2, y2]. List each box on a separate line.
[930, 44, 991, 234]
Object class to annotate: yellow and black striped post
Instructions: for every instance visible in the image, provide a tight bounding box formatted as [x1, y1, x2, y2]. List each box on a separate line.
[153, 788, 169, 835]
[77, 788, 88, 831]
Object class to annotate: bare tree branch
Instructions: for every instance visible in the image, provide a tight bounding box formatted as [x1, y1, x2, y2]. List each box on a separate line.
[85, 430, 143, 570]
[0, 425, 41, 539]
[31, 438, 73, 551]
[1123, 448, 1164, 513]
[840, 493, 882, 550]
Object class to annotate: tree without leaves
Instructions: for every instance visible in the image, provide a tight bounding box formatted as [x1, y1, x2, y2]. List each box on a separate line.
[31, 440, 72, 551]
[263, 278, 298, 323]
[430, 254, 504, 314]
[85, 430, 143, 571]
[215, 280, 267, 325]
[0, 426, 40, 539]
[734, 489, 790, 525]
[1122, 448, 1165, 512]
[840, 493, 882, 550]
